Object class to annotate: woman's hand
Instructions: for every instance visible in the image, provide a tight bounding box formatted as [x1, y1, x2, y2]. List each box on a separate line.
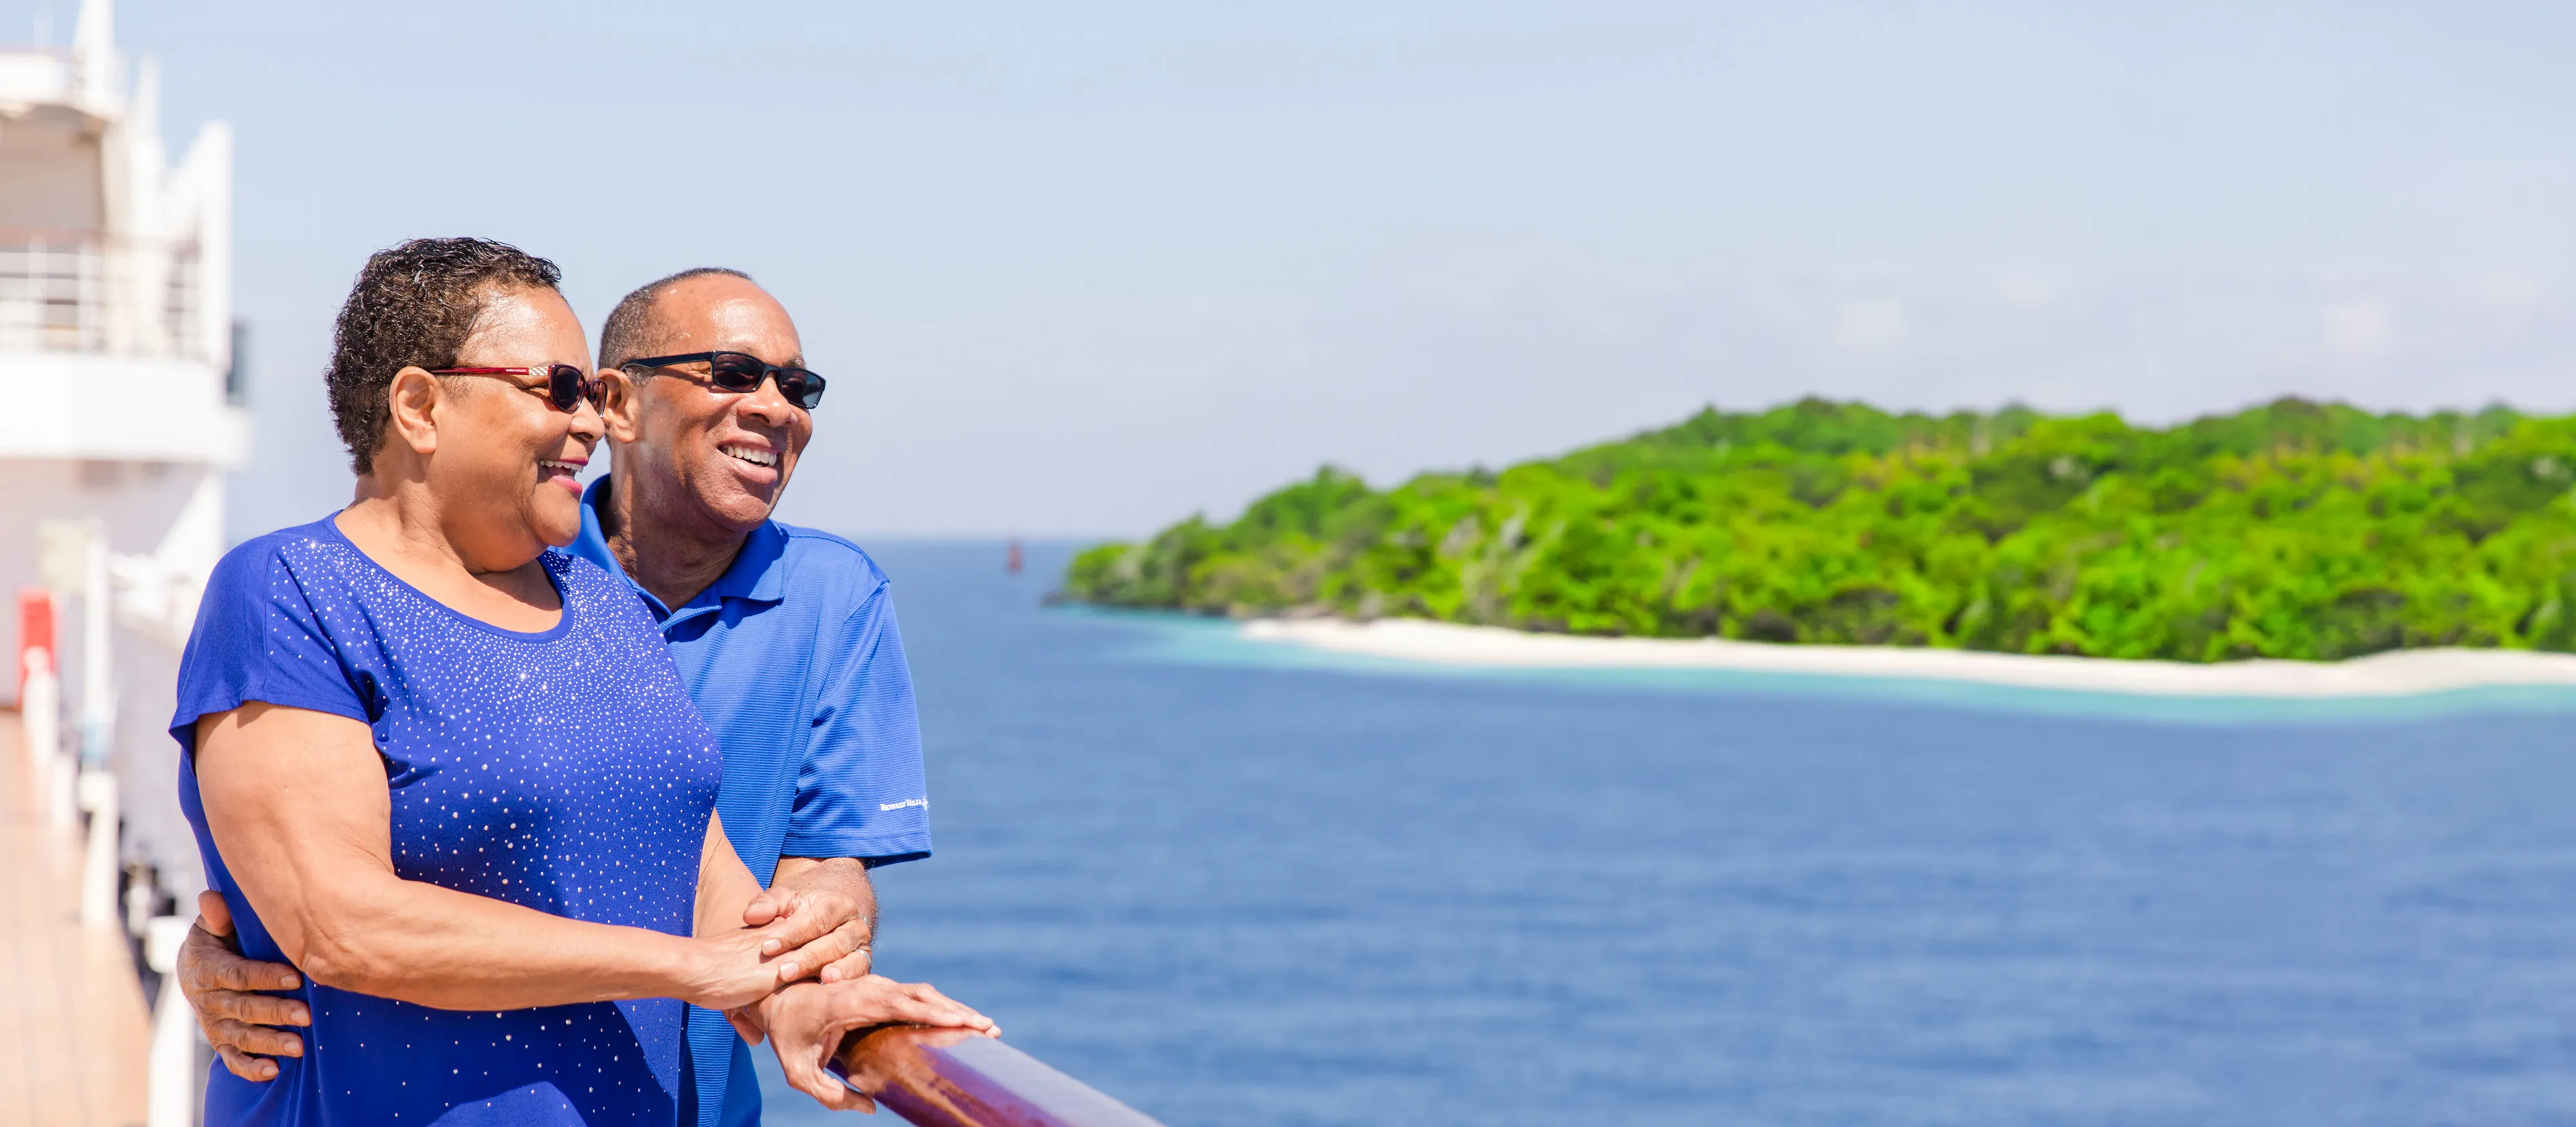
[679, 888, 871, 1012]
[739, 975, 997, 1112]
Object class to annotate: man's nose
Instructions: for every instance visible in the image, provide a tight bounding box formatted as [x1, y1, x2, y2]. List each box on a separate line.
[738, 377, 802, 428]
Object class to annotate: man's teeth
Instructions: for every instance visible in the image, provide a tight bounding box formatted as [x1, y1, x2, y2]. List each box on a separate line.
[539, 460, 576, 474]
[722, 445, 779, 468]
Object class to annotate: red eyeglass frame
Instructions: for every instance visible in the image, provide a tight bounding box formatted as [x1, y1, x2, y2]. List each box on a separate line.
[431, 365, 606, 413]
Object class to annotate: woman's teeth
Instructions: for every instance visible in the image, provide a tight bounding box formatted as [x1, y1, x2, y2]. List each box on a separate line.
[539, 460, 578, 474]
[721, 444, 779, 468]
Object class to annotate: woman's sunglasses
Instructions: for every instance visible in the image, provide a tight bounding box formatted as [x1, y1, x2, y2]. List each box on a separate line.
[621, 351, 826, 411]
[432, 364, 606, 413]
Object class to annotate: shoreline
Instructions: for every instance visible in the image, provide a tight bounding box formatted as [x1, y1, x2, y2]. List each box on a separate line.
[1236, 617, 2576, 700]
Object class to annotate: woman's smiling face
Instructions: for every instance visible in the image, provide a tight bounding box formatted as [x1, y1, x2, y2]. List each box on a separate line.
[431, 285, 602, 553]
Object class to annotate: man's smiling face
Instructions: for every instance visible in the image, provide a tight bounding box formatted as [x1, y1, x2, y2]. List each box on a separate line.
[612, 274, 815, 535]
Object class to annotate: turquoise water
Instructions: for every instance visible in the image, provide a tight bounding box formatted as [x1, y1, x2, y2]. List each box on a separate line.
[761, 543, 2576, 1125]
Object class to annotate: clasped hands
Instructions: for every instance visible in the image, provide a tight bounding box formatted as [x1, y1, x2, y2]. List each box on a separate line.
[178, 876, 994, 1114]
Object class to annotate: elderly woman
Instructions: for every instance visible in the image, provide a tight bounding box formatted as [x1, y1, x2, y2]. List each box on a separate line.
[174, 239, 914, 1124]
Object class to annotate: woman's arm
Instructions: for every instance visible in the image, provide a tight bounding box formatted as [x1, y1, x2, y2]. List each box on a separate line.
[696, 814, 765, 942]
[195, 702, 841, 1012]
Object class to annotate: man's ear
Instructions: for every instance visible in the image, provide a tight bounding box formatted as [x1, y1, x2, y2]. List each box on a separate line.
[384, 367, 447, 457]
[596, 368, 645, 445]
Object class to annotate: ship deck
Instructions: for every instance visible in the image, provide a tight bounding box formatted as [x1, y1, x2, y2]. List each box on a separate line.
[0, 711, 150, 1126]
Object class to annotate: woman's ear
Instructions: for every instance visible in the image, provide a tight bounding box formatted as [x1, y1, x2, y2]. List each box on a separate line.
[596, 368, 643, 445]
[384, 367, 445, 458]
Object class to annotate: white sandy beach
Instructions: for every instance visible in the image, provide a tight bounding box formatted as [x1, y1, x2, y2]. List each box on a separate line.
[1238, 617, 2576, 699]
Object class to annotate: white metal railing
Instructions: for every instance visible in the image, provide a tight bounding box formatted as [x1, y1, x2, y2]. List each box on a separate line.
[0, 236, 209, 360]
[146, 916, 197, 1127]
[20, 648, 70, 828]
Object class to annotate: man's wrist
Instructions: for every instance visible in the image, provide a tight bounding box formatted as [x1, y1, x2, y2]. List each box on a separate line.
[743, 990, 782, 1037]
[775, 855, 869, 888]
[775, 857, 875, 928]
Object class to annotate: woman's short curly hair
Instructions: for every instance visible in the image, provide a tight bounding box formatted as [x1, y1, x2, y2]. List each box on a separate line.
[326, 237, 564, 473]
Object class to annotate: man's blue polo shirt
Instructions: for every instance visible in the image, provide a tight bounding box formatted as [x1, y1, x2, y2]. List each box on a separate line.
[569, 476, 931, 1127]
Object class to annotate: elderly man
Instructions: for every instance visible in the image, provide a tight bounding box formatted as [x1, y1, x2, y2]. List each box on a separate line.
[178, 267, 968, 1121]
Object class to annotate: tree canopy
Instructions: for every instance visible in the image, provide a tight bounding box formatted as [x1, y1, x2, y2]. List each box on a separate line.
[1063, 398, 2576, 662]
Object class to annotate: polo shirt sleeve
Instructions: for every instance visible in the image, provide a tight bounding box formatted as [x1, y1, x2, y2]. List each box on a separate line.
[784, 584, 932, 865]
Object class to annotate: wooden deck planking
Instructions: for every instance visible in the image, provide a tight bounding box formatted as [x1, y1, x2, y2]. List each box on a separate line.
[0, 712, 151, 1127]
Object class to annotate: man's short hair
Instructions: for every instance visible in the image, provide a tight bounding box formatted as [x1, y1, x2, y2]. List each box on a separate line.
[598, 266, 755, 371]
[326, 237, 563, 474]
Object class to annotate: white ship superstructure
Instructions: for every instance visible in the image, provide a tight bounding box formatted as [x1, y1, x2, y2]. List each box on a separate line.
[2, 0, 237, 902]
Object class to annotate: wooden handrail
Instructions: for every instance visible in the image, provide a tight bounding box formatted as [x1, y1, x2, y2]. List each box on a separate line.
[833, 1025, 1166, 1127]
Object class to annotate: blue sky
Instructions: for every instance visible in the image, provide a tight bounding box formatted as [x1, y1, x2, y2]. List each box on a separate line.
[25, 1, 2576, 537]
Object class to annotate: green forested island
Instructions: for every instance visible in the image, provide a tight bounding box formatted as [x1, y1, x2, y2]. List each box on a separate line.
[1063, 399, 2576, 662]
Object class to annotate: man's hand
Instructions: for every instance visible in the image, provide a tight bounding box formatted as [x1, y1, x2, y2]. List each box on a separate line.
[745, 857, 877, 983]
[739, 975, 996, 1112]
[179, 891, 311, 1081]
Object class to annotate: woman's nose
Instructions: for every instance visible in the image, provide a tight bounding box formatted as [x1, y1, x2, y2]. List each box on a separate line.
[570, 398, 607, 443]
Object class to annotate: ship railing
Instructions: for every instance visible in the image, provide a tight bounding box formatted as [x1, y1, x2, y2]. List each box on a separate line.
[17, 641, 197, 1126]
[25, 603, 1168, 1126]
[835, 1024, 1169, 1127]
[0, 229, 209, 360]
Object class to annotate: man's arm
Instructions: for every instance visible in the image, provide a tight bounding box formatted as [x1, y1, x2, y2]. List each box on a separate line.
[734, 580, 943, 1104]
[778, 586, 933, 867]
[178, 891, 309, 1080]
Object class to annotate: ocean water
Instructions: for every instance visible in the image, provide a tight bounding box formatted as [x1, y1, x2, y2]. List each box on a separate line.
[758, 542, 2576, 1126]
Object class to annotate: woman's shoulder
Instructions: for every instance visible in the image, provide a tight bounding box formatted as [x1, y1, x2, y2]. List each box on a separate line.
[206, 515, 363, 596]
[176, 517, 378, 727]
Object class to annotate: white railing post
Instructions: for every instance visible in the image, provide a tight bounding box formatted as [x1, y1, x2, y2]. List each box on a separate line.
[23, 653, 74, 833]
[77, 768, 118, 926]
[36, 525, 103, 833]
[50, 733, 78, 830]
[145, 914, 200, 1127]
[21, 647, 57, 780]
[80, 524, 113, 770]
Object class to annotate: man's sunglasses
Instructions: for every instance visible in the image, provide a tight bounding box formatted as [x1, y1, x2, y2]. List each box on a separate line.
[621, 352, 826, 411]
[432, 364, 606, 413]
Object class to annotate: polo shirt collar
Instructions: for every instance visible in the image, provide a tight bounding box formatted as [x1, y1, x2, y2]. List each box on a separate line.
[570, 474, 623, 580]
[573, 474, 791, 622]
